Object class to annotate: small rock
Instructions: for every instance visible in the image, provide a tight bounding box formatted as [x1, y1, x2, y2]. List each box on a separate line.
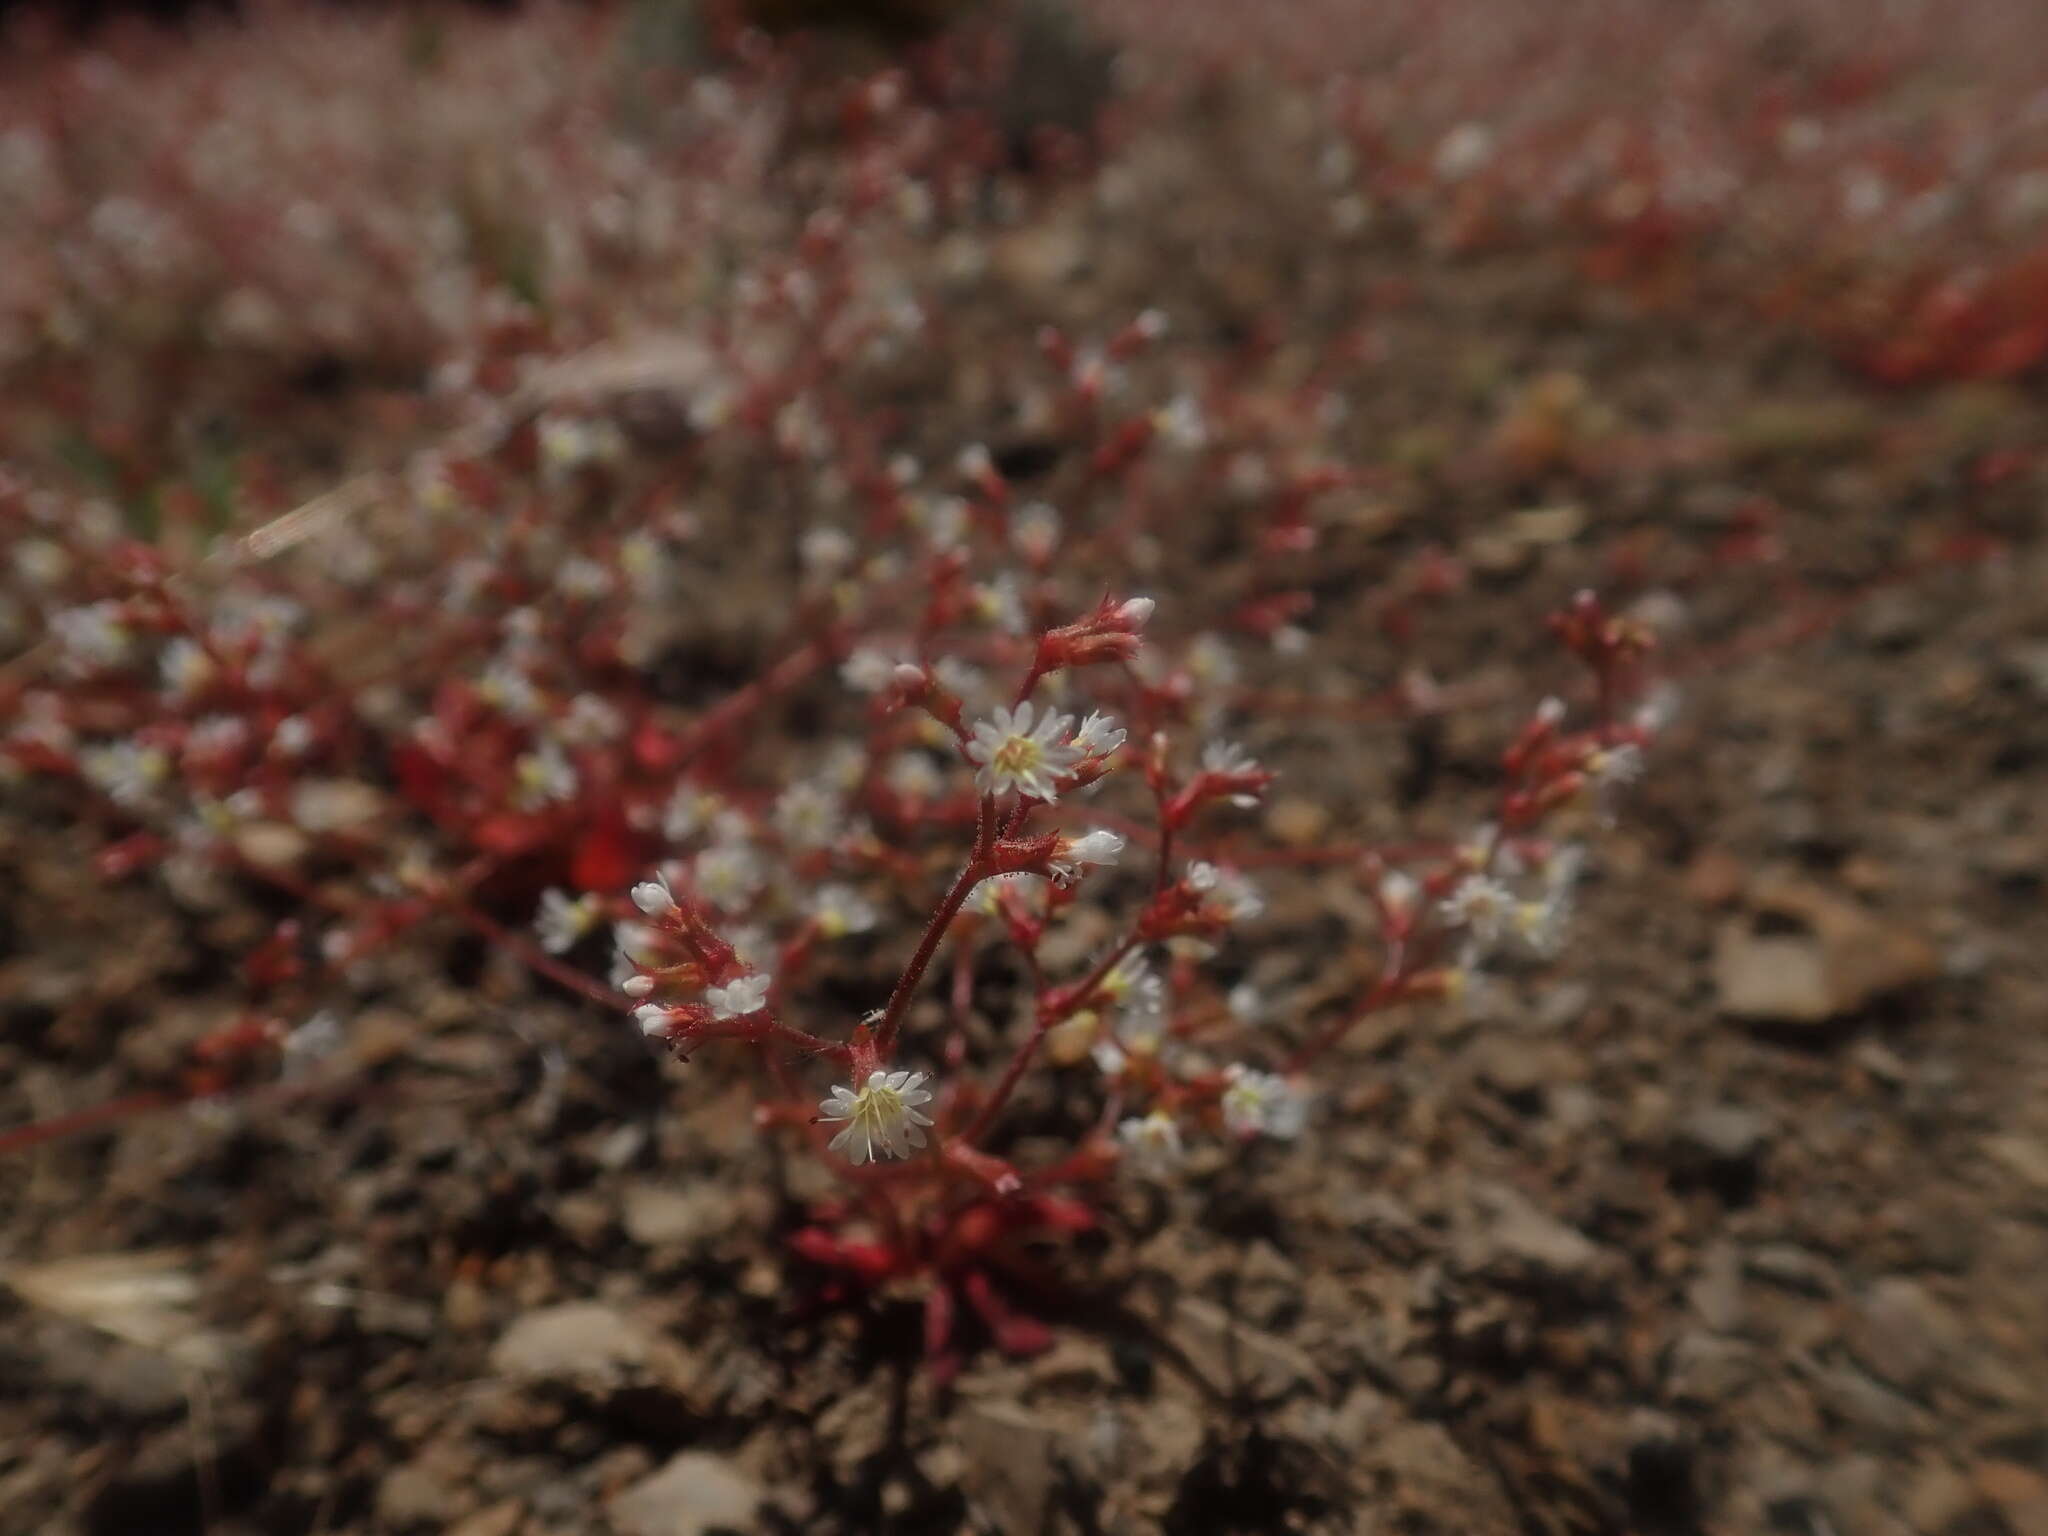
[956, 1401, 1066, 1532]
[1665, 1331, 1758, 1406]
[1459, 1183, 1609, 1294]
[490, 1302, 657, 1385]
[620, 1183, 733, 1248]
[449, 1502, 525, 1536]
[1714, 879, 1938, 1025]
[1903, 1459, 1978, 1533]
[1744, 1244, 1839, 1298]
[1683, 848, 1746, 907]
[1171, 1297, 1329, 1396]
[378, 1461, 466, 1530]
[1813, 1364, 1928, 1437]
[1984, 1133, 2048, 1192]
[611, 1451, 763, 1536]
[1974, 1461, 2048, 1530]
[1850, 1277, 1959, 1392]
[1686, 1243, 1745, 1332]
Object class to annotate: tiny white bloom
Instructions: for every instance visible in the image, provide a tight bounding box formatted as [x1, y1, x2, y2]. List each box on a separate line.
[774, 780, 842, 850]
[886, 752, 945, 802]
[556, 693, 624, 746]
[1227, 982, 1265, 1024]
[705, 973, 771, 1019]
[1185, 633, 1238, 688]
[1071, 710, 1127, 757]
[1011, 501, 1061, 562]
[159, 638, 215, 701]
[964, 701, 1082, 801]
[1378, 869, 1419, 918]
[536, 888, 601, 954]
[662, 783, 723, 843]
[479, 659, 544, 720]
[1118, 1110, 1184, 1177]
[513, 744, 578, 809]
[52, 601, 131, 673]
[800, 524, 856, 577]
[631, 879, 677, 917]
[556, 555, 611, 601]
[694, 843, 765, 909]
[811, 884, 878, 938]
[82, 741, 169, 807]
[972, 574, 1027, 634]
[1221, 1065, 1307, 1140]
[818, 1069, 936, 1164]
[1441, 874, 1514, 949]
[1187, 861, 1263, 921]
[840, 645, 902, 693]
[272, 714, 314, 757]
[635, 1002, 673, 1036]
[1052, 828, 1125, 884]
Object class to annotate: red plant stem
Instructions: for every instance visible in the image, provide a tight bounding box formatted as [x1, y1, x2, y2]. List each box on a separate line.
[963, 928, 1141, 1146]
[874, 794, 995, 1059]
[0, 1091, 175, 1157]
[446, 900, 627, 1009]
[675, 634, 831, 764]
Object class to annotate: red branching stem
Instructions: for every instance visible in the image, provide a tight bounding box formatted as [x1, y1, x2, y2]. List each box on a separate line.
[0, 1091, 175, 1157]
[874, 794, 995, 1059]
[447, 900, 627, 1009]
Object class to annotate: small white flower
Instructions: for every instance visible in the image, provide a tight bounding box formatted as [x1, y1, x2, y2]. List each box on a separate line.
[1201, 739, 1260, 776]
[1187, 861, 1264, 922]
[811, 884, 878, 938]
[1116, 596, 1156, 629]
[1588, 742, 1644, 787]
[635, 1002, 673, 1036]
[964, 701, 1082, 801]
[1227, 982, 1266, 1024]
[818, 1069, 936, 1164]
[1072, 711, 1127, 757]
[774, 780, 842, 850]
[1221, 1065, 1307, 1140]
[187, 715, 249, 760]
[13, 538, 70, 588]
[159, 638, 215, 701]
[631, 879, 676, 917]
[972, 574, 1027, 634]
[800, 524, 856, 578]
[694, 843, 765, 909]
[556, 555, 612, 601]
[556, 693, 624, 746]
[662, 784, 723, 843]
[82, 741, 169, 807]
[513, 743, 578, 809]
[840, 645, 902, 693]
[1186, 633, 1238, 689]
[1201, 738, 1266, 806]
[536, 888, 601, 954]
[1153, 394, 1208, 453]
[705, 973, 771, 1019]
[272, 715, 314, 758]
[52, 601, 131, 674]
[1378, 870, 1419, 918]
[1011, 501, 1061, 562]
[1440, 874, 1514, 949]
[886, 752, 945, 802]
[1052, 828, 1125, 885]
[1117, 1110, 1185, 1177]
[479, 659, 543, 720]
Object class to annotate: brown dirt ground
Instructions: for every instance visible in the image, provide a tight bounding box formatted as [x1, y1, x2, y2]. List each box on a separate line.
[5, 46, 2048, 1536]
